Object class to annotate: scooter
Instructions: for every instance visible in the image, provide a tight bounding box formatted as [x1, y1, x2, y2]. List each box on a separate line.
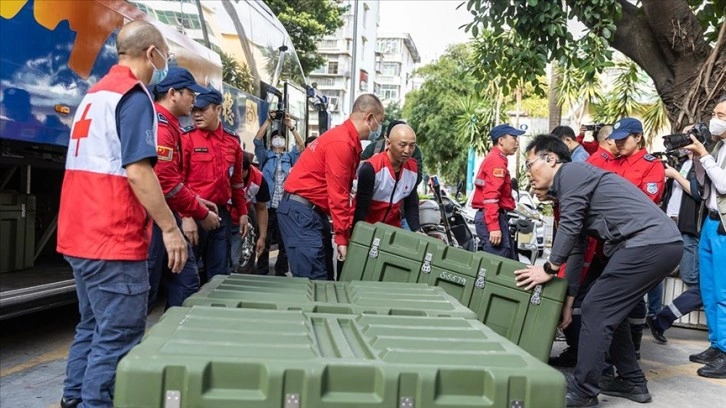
[419, 175, 477, 252]
[507, 203, 543, 265]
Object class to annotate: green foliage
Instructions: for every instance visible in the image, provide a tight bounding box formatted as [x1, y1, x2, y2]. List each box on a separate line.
[594, 60, 646, 123]
[383, 102, 404, 134]
[641, 98, 670, 147]
[215, 46, 254, 93]
[455, 96, 506, 154]
[403, 44, 480, 184]
[266, 0, 348, 75]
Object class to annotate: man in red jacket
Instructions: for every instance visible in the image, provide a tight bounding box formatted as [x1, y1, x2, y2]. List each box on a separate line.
[471, 124, 523, 259]
[147, 67, 220, 310]
[279, 94, 384, 280]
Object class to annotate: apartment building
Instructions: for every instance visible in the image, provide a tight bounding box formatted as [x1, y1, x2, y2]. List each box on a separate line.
[375, 33, 421, 108]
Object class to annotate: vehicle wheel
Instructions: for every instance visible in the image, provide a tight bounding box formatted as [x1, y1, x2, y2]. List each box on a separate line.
[238, 250, 256, 274]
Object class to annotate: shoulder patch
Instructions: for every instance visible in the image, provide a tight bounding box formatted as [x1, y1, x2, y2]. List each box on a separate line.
[181, 125, 195, 133]
[492, 168, 506, 178]
[157, 146, 173, 161]
[156, 112, 169, 125]
[601, 152, 609, 159]
[223, 127, 237, 137]
[646, 182, 658, 195]
[644, 154, 656, 162]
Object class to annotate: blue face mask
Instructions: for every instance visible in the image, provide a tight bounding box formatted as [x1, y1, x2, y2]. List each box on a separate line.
[148, 49, 169, 87]
[368, 116, 382, 141]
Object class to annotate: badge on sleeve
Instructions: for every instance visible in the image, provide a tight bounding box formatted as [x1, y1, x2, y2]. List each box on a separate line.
[157, 146, 173, 161]
[646, 182, 658, 194]
[493, 168, 506, 178]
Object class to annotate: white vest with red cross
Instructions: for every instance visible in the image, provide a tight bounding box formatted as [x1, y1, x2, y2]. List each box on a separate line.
[57, 65, 157, 260]
[244, 165, 263, 204]
[363, 152, 417, 227]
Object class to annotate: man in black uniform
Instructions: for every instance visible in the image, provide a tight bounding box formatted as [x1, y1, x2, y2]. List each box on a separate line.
[515, 135, 682, 407]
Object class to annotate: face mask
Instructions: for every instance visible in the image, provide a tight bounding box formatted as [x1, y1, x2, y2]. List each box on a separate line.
[709, 118, 726, 137]
[271, 137, 285, 148]
[367, 116, 382, 141]
[148, 49, 169, 86]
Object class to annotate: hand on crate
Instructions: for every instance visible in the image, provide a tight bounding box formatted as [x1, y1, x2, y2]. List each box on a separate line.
[514, 265, 553, 291]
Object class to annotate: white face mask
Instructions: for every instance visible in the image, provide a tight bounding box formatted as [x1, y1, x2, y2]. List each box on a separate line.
[709, 118, 726, 137]
[271, 137, 285, 148]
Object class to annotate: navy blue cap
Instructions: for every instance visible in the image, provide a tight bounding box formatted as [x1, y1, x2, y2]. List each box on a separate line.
[491, 124, 525, 142]
[609, 117, 643, 140]
[194, 88, 223, 109]
[152, 67, 208, 94]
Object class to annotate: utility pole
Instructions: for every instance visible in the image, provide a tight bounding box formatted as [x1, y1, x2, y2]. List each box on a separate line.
[349, 0, 359, 114]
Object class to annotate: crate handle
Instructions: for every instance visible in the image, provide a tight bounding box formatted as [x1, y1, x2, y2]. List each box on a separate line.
[400, 396, 415, 408]
[369, 238, 381, 258]
[530, 285, 543, 305]
[421, 252, 432, 273]
[475, 267, 487, 289]
[285, 393, 300, 408]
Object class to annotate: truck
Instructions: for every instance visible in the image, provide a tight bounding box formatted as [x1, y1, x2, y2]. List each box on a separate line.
[0, 0, 317, 319]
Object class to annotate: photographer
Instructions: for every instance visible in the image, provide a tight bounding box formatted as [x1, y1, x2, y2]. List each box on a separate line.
[253, 111, 304, 276]
[682, 96, 726, 378]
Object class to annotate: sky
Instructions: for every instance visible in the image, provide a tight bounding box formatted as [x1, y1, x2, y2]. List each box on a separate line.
[378, 0, 474, 65]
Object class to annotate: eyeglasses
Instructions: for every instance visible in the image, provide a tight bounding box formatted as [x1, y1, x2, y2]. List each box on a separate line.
[525, 154, 548, 171]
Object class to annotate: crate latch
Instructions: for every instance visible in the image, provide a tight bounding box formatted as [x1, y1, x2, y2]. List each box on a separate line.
[400, 396, 415, 408]
[21, 203, 26, 218]
[421, 252, 432, 273]
[369, 238, 381, 258]
[475, 267, 487, 289]
[285, 393, 300, 408]
[511, 400, 524, 408]
[164, 390, 181, 408]
[530, 285, 542, 305]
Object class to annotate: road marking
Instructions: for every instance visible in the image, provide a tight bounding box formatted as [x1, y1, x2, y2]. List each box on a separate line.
[0, 346, 68, 378]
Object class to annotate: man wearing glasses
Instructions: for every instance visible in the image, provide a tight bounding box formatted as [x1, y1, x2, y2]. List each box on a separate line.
[147, 67, 221, 311]
[471, 124, 524, 259]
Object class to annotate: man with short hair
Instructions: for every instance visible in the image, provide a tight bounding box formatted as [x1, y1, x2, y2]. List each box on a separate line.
[278, 94, 385, 280]
[553, 125, 590, 162]
[515, 135, 682, 407]
[471, 124, 523, 259]
[361, 119, 424, 186]
[354, 123, 420, 230]
[253, 112, 303, 276]
[147, 67, 220, 311]
[586, 125, 619, 171]
[58, 21, 188, 408]
[181, 88, 248, 281]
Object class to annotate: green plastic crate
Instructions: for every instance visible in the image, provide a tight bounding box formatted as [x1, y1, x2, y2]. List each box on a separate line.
[115, 307, 565, 408]
[340, 222, 567, 362]
[183, 274, 477, 319]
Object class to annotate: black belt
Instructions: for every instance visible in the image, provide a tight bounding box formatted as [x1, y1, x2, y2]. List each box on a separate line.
[283, 192, 320, 211]
[708, 209, 721, 220]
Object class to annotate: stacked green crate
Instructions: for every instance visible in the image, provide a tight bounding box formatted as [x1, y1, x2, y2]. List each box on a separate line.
[0, 191, 35, 273]
[183, 274, 477, 319]
[116, 307, 565, 408]
[340, 222, 567, 362]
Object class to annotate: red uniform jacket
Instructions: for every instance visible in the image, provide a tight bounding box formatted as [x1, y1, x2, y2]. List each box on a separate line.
[181, 124, 247, 218]
[586, 146, 618, 172]
[577, 134, 600, 155]
[471, 146, 515, 232]
[153, 103, 208, 220]
[359, 151, 418, 227]
[284, 119, 362, 246]
[615, 148, 665, 204]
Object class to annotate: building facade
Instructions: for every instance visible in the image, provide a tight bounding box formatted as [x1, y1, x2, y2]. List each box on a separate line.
[308, 0, 380, 135]
[375, 33, 420, 108]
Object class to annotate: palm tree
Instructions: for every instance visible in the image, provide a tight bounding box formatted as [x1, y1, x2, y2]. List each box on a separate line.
[555, 65, 603, 127]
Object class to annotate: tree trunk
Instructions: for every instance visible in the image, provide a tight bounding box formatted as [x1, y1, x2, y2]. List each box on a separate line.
[569, 0, 726, 131]
[548, 62, 562, 131]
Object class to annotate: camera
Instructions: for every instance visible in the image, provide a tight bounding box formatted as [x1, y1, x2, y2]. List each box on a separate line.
[584, 124, 604, 132]
[662, 123, 712, 151]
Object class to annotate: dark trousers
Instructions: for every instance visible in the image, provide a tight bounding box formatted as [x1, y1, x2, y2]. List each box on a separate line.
[651, 284, 703, 332]
[573, 242, 682, 397]
[474, 209, 516, 260]
[564, 255, 607, 350]
[147, 218, 199, 310]
[276, 196, 333, 280]
[195, 205, 232, 282]
[256, 207, 289, 276]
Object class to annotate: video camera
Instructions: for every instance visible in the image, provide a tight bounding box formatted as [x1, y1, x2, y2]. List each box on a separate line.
[663, 123, 712, 151]
[651, 150, 687, 168]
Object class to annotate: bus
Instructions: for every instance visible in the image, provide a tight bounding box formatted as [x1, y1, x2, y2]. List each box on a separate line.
[0, 0, 310, 319]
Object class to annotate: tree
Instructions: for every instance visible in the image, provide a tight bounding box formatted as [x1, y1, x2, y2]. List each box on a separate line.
[266, 0, 347, 76]
[383, 102, 403, 134]
[403, 44, 481, 184]
[215, 47, 254, 94]
[464, 0, 726, 131]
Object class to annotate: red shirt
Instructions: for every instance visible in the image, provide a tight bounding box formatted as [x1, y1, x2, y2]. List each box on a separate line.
[471, 146, 515, 232]
[284, 119, 362, 246]
[577, 134, 600, 155]
[586, 146, 619, 172]
[181, 124, 247, 217]
[153, 103, 208, 220]
[615, 148, 666, 204]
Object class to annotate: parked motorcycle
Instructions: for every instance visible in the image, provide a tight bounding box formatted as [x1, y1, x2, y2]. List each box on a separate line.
[419, 176, 477, 251]
[507, 203, 543, 265]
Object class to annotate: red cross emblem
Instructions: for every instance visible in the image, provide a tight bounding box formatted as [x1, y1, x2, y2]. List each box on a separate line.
[71, 103, 92, 157]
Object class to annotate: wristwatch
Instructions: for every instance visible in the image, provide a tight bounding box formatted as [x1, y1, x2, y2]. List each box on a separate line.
[290, 125, 296, 131]
[543, 261, 559, 275]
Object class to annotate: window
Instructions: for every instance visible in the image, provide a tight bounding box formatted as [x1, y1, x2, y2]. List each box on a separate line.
[320, 39, 338, 49]
[316, 77, 335, 86]
[381, 62, 400, 76]
[327, 61, 339, 74]
[379, 84, 399, 101]
[376, 38, 400, 54]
